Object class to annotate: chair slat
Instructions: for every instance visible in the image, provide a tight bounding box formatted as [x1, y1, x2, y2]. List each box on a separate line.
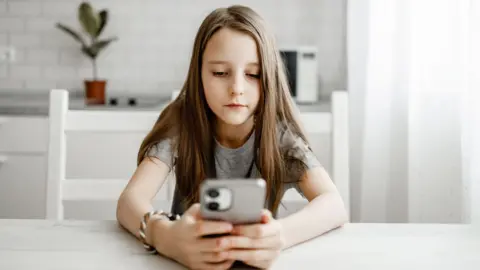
[63, 179, 169, 201]
[65, 110, 160, 132]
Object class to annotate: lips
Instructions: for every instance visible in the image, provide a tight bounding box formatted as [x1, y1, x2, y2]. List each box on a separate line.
[225, 104, 246, 108]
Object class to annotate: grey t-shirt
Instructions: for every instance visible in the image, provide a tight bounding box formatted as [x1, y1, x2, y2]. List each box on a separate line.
[147, 127, 322, 216]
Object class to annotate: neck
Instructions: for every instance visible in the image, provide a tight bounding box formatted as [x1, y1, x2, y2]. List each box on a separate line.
[215, 117, 254, 148]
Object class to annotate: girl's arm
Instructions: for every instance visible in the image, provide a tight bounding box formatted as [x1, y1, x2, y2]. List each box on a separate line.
[116, 157, 173, 246]
[279, 166, 349, 249]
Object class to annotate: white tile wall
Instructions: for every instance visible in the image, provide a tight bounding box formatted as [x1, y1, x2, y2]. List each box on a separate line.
[27, 48, 58, 64]
[8, 1, 41, 15]
[0, 2, 7, 14]
[0, 0, 346, 98]
[10, 65, 41, 79]
[0, 65, 6, 78]
[0, 33, 6, 45]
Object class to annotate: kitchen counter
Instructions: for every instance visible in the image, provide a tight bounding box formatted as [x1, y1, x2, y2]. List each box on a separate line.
[0, 91, 170, 116]
[0, 91, 330, 116]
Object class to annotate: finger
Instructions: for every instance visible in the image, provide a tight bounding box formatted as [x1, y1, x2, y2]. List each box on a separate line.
[202, 260, 235, 270]
[197, 237, 231, 252]
[228, 235, 282, 249]
[244, 260, 274, 269]
[233, 222, 279, 238]
[261, 209, 273, 224]
[200, 250, 229, 263]
[184, 203, 201, 218]
[227, 249, 279, 262]
[194, 220, 233, 237]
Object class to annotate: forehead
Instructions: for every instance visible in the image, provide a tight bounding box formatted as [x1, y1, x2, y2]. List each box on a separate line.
[203, 27, 259, 64]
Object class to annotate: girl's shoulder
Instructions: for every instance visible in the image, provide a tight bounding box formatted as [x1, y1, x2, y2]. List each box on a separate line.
[276, 123, 307, 153]
[145, 136, 178, 171]
[276, 122, 322, 169]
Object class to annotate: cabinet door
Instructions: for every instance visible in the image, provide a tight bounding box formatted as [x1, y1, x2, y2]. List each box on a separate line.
[0, 116, 48, 153]
[0, 154, 46, 219]
[63, 132, 172, 219]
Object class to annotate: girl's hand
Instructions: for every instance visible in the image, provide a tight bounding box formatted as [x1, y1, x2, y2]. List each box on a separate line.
[228, 210, 285, 269]
[155, 203, 235, 270]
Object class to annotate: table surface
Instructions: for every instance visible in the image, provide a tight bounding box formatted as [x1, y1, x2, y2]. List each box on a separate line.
[0, 219, 479, 270]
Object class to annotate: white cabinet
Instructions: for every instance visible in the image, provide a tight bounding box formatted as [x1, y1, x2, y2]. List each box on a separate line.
[0, 155, 47, 218]
[0, 115, 173, 220]
[0, 116, 48, 153]
[0, 112, 330, 220]
[63, 132, 173, 220]
[0, 116, 48, 219]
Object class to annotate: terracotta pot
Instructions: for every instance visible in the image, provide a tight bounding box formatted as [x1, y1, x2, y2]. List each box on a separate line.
[84, 80, 106, 105]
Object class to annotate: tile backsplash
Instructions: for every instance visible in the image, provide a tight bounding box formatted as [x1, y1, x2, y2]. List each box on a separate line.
[0, 0, 346, 98]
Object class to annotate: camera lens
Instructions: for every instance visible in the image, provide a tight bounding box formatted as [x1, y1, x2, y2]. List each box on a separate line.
[207, 202, 219, 211]
[207, 189, 219, 198]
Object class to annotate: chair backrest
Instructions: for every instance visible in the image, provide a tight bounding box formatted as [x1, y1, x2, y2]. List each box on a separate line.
[282, 91, 350, 217]
[46, 89, 162, 220]
[330, 91, 350, 217]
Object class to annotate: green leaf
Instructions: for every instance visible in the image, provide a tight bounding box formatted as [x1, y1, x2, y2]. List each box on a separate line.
[96, 10, 108, 37]
[81, 46, 96, 59]
[91, 37, 117, 54]
[78, 2, 100, 38]
[56, 23, 86, 47]
[81, 37, 118, 59]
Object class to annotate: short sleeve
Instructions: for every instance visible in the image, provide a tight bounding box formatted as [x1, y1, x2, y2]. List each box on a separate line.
[278, 127, 323, 196]
[278, 127, 322, 170]
[145, 138, 176, 171]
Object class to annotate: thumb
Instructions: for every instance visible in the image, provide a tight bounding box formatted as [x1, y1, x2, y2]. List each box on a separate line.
[184, 203, 201, 219]
[261, 209, 273, 224]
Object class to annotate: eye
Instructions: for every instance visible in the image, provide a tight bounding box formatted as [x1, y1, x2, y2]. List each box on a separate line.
[247, 73, 260, 79]
[213, 71, 227, 77]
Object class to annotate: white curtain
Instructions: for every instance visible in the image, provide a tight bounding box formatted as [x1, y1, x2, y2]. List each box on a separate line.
[464, 0, 480, 225]
[348, 0, 480, 223]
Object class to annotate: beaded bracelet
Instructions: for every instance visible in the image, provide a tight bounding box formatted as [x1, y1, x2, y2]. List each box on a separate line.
[139, 210, 181, 254]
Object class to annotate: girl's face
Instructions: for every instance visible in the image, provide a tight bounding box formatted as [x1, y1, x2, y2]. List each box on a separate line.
[201, 28, 261, 128]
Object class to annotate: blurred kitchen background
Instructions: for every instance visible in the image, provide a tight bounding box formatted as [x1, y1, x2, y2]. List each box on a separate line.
[0, 0, 345, 101]
[0, 0, 347, 221]
[0, 0, 479, 225]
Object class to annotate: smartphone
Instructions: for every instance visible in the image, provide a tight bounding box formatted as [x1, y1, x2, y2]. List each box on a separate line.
[200, 178, 266, 225]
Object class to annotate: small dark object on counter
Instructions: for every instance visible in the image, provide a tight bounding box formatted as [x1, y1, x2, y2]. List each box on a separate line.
[128, 98, 137, 106]
[109, 98, 118, 106]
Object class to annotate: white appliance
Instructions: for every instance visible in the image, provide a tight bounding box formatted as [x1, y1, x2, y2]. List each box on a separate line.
[279, 46, 318, 103]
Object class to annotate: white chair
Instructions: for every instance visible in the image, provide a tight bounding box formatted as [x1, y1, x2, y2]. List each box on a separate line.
[47, 89, 350, 220]
[331, 91, 350, 217]
[46, 89, 171, 220]
[281, 91, 350, 218]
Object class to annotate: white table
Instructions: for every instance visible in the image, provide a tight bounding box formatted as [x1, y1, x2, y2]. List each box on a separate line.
[0, 219, 479, 270]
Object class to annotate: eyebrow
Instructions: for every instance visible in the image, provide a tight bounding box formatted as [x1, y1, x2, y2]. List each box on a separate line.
[207, 60, 259, 66]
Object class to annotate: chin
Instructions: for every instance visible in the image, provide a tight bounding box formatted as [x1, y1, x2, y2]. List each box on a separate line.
[218, 115, 252, 126]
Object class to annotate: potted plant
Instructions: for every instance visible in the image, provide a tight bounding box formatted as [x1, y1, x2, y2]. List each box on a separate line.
[56, 1, 117, 104]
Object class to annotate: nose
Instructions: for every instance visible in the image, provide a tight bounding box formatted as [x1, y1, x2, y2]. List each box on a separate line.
[230, 71, 245, 96]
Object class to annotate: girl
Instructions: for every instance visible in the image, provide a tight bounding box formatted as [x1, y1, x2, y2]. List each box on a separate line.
[116, 5, 348, 270]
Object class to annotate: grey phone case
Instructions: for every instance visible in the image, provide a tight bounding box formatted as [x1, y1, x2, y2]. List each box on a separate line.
[200, 178, 266, 225]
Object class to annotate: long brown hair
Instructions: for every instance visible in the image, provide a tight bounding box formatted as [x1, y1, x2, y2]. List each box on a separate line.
[138, 5, 310, 215]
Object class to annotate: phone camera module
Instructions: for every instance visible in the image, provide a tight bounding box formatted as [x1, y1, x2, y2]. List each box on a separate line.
[207, 202, 219, 211]
[207, 189, 219, 198]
